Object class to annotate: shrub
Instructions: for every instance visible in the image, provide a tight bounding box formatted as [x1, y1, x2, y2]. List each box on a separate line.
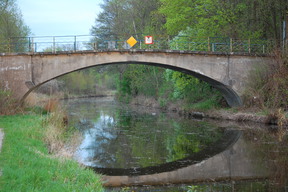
[42, 100, 80, 157]
[244, 50, 288, 110]
[0, 86, 19, 115]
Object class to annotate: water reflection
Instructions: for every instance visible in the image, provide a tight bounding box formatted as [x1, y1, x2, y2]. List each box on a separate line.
[241, 125, 288, 190]
[65, 98, 226, 170]
[64, 97, 288, 191]
[94, 129, 240, 176]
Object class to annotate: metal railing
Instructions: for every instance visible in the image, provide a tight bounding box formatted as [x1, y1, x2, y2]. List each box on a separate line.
[0, 35, 276, 54]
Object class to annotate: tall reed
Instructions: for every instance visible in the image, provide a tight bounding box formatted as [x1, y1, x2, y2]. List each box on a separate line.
[43, 99, 80, 157]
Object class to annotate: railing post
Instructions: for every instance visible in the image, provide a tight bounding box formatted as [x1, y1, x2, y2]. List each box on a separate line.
[8, 38, 11, 53]
[53, 36, 56, 53]
[28, 37, 34, 53]
[230, 38, 233, 52]
[139, 40, 142, 49]
[208, 37, 210, 52]
[74, 36, 77, 51]
[248, 38, 251, 53]
[28, 37, 31, 52]
[31, 37, 34, 53]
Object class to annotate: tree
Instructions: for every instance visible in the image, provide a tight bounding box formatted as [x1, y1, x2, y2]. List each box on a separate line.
[117, 64, 165, 99]
[89, 0, 227, 108]
[90, 0, 161, 40]
[159, 0, 288, 43]
[0, 0, 31, 52]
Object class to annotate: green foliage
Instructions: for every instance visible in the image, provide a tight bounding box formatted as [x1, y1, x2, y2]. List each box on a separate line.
[188, 95, 223, 111]
[0, 115, 104, 191]
[60, 71, 93, 94]
[116, 66, 224, 110]
[90, 0, 236, 110]
[116, 64, 165, 99]
[160, 0, 287, 42]
[95, 0, 264, 40]
[162, 69, 222, 109]
[91, 0, 161, 41]
[166, 121, 223, 162]
[42, 44, 75, 52]
[0, 0, 31, 52]
[25, 106, 48, 115]
[59, 66, 118, 96]
[158, 0, 197, 36]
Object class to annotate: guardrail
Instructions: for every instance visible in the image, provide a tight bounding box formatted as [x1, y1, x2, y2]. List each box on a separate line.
[0, 35, 276, 54]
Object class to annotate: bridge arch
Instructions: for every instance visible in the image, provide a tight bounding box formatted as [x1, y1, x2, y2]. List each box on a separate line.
[1, 50, 271, 107]
[24, 62, 241, 107]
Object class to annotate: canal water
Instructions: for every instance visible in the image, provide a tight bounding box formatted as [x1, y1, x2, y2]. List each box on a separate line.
[63, 97, 288, 192]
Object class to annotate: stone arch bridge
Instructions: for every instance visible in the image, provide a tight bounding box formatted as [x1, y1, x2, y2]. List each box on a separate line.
[0, 50, 273, 107]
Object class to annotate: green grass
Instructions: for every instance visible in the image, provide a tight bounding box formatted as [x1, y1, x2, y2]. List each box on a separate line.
[187, 96, 222, 111]
[0, 115, 104, 192]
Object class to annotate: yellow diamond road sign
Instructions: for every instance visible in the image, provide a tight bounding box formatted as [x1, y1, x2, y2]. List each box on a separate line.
[126, 36, 137, 47]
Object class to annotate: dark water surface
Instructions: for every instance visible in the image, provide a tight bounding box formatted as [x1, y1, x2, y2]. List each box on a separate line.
[64, 97, 288, 191]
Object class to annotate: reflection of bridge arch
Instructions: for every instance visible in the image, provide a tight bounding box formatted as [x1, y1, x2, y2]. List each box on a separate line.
[93, 129, 241, 176]
[0, 50, 272, 106]
[101, 131, 269, 187]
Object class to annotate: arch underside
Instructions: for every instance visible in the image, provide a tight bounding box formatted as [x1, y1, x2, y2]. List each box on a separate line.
[24, 61, 242, 107]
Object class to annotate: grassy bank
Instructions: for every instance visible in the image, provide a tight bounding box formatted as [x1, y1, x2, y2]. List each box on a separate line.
[0, 114, 104, 192]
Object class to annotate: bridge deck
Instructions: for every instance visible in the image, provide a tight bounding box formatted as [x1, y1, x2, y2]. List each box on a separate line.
[0, 49, 271, 57]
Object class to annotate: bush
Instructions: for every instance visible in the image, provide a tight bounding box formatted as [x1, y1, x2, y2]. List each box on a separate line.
[244, 50, 288, 110]
[0, 87, 18, 115]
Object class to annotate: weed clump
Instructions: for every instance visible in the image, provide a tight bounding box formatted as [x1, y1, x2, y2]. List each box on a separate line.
[42, 99, 80, 158]
[0, 85, 19, 115]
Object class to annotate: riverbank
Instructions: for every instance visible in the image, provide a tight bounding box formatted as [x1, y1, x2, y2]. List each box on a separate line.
[130, 95, 288, 127]
[0, 115, 104, 191]
[26, 91, 288, 128]
[4, 95, 285, 191]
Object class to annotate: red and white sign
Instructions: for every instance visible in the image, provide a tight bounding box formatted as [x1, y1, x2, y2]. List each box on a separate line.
[145, 36, 153, 44]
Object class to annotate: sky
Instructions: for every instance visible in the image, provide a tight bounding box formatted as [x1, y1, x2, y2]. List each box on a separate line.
[18, 0, 103, 36]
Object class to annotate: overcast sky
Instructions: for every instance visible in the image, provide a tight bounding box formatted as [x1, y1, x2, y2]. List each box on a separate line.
[18, 0, 103, 36]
